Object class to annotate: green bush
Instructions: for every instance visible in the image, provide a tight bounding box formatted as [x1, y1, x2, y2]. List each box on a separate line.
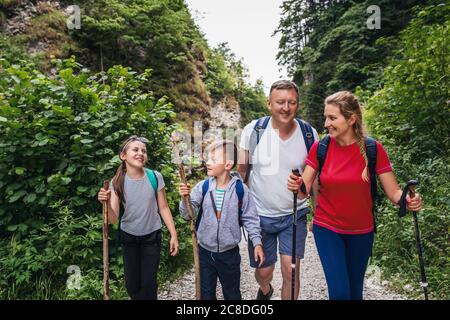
[0, 56, 193, 299]
[0, 56, 176, 237]
[237, 79, 269, 126]
[365, 4, 449, 299]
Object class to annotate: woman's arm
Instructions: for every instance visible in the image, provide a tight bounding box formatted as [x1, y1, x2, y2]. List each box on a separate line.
[157, 188, 179, 256]
[287, 165, 318, 200]
[379, 171, 422, 212]
[310, 177, 319, 212]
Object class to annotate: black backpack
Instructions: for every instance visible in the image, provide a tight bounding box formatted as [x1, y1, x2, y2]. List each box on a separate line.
[316, 135, 379, 232]
[244, 116, 315, 183]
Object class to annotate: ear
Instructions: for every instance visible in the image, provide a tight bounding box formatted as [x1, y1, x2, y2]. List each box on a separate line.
[348, 114, 357, 126]
[224, 160, 234, 170]
[119, 152, 127, 161]
[267, 99, 272, 111]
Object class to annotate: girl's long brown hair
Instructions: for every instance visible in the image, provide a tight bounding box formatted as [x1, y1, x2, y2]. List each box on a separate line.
[112, 136, 148, 204]
[325, 91, 369, 181]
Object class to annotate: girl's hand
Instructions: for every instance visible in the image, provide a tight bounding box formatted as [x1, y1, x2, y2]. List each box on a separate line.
[170, 236, 179, 256]
[254, 244, 265, 268]
[178, 183, 191, 197]
[407, 193, 423, 212]
[287, 173, 302, 193]
[98, 188, 111, 203]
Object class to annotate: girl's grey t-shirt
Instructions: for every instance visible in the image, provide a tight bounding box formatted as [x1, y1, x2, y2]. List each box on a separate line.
[111, 171, 165, 236]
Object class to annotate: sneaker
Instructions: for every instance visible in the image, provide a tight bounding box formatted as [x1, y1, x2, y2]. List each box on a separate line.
[256, 284, 273, 300]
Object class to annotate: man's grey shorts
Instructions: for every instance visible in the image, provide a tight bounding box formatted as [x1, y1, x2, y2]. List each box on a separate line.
[248, 208, 308, 269]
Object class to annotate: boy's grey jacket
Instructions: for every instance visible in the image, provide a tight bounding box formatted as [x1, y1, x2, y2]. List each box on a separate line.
[179, 174, 262, 253]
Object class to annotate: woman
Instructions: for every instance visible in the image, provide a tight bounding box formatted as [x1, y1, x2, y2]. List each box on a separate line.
[287, 91, 422, 300]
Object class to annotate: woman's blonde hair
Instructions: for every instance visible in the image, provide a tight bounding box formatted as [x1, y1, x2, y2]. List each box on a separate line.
[325, 91, 369, 181]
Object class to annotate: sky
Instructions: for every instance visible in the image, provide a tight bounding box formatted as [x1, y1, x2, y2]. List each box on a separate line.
[185, 0, 288, 94]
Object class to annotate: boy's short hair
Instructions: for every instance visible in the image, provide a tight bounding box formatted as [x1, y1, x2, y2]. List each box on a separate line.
[207, 140, 238, 169]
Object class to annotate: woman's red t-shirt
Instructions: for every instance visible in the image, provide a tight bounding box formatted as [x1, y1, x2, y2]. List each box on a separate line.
[306, 138, 392, 234]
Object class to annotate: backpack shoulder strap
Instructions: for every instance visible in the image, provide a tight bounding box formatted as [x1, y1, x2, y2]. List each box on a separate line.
[316, 134, 331, 186]
[195, 178, 210, 231]
[296, 118, 315, 153]
[145, 168, 159, 198]
[365, 136, 378, 233]
[248, 116, 271, 155]
[244, 116, 271, 183]
[365, 137, 377, 169]
[235, 179, 245, 227]
[365, 136, 378, 204]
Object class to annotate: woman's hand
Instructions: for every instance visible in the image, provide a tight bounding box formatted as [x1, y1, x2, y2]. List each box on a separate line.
[407, 193, 423, 212]
[178, 183, 191, 197]
[287, 173, 302, 193]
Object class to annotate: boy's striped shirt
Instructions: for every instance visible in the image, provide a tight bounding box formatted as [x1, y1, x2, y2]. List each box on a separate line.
[215, 188, 226, 213]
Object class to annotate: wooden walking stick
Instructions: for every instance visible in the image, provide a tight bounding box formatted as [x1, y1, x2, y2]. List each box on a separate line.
[171, 135, 201, 300]
[102, 180, 110, 300]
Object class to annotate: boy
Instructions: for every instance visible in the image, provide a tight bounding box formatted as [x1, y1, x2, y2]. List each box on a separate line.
[179, 140, 265, 300]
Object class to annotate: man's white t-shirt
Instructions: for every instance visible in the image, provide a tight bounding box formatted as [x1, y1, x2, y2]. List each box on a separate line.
[240, 118, 319, 217]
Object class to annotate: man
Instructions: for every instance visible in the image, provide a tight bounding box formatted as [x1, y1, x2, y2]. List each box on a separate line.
[238, 80, 319, 300]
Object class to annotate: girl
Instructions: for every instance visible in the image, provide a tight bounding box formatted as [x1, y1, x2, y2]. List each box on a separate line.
[98, 135, 178, 300]
[287, 91, 423, 300]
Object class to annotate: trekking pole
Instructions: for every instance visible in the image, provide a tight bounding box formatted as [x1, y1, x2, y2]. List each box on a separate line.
[102, 180, 110, 300]
[171, 135, 201, 300]
[399, 180, 429, 300]
[291, 169, 304, 300]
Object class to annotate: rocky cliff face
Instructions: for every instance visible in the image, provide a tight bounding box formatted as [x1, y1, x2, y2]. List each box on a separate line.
[1, 1, 72, 58]
[209, 95, 241, 131]
[0, 0, 243, 132]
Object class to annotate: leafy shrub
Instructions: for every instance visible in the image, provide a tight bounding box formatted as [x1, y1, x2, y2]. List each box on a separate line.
[365, 4, 449, 299]
[0, 56, 193, 299]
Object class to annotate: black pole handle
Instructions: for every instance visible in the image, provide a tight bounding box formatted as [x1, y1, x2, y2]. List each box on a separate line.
[399, 180, 419, 217]
[292, 169, 307, 194]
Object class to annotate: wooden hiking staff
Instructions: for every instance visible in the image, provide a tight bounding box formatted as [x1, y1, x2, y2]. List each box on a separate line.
[171, 135, 201, 300]
[102, 180, 110, 300]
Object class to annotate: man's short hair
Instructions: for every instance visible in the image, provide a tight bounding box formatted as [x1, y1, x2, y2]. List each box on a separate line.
[269, 80, 299, 101]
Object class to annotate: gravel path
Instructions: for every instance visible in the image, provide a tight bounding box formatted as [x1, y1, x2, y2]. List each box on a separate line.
[159, 233, 406, 300]
[159, 105, 405, 300]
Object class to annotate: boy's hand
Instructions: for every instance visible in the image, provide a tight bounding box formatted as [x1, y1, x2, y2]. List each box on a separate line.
[254, 244, 265, 268]
[98, 188, 110, 203]
[178, 183, 191, 197]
